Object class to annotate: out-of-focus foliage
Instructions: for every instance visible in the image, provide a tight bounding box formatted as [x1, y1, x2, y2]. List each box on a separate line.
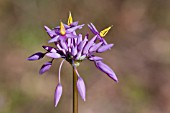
[0, 0, 170, 113]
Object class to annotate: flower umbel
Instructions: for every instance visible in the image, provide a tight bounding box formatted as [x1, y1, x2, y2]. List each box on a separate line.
[27, 12, 118, 107]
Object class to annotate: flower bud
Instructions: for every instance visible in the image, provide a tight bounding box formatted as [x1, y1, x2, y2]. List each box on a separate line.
[27, 52, 44, 61]
[39, 61, 52, 75]
[54, 83, 62, 107]
[77, 77, 86, 101]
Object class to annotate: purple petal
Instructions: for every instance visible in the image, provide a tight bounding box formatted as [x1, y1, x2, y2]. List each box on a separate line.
[77, 35, 88, 52]
[64, 24, 70, 29]
[39, 61, 52, 75]
[48, 35, 59, 43]
[44, 26, 56, 38]
[89, 42, 103, 53]
[60, 40, 68, 51]
[54, 83, 62, 107]
[27, 52, 44, 61]
[71, 45, 77, 56]
[97, 44, 114, 53]
[77, 34, 82, 45]
[88, 23, 99, 34]
[71, 21, 79, 26]
[46, 52, 61, 58]
[95, 61, 118, 82]
[102, 38, 108, 45]
[89, 56, 103, 61]
[83, 35, 97, 54]
[65, 33, 77, 38]
[77, 76, 86, 101]
[96, 35, 108, 45]
[42, 46, 57, 53]
[67, 38, 71, 48]
[66, 24, 84, 33]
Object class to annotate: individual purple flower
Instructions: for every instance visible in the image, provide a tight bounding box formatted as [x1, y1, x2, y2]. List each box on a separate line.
[27, 12, 118, 108]
[88, 23, 113, 45]
[44, 12, 84, 43]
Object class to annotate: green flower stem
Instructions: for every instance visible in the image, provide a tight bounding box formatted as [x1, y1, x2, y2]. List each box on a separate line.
[73, 66, 78, 113]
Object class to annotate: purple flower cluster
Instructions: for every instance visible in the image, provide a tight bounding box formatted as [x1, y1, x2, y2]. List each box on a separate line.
[27, 12, 118, 107]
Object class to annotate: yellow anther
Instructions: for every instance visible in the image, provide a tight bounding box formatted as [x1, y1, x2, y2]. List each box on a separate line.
[68, 11, 73, 26]
[60, 22, 66, 35]
[99, 25, 113, 37]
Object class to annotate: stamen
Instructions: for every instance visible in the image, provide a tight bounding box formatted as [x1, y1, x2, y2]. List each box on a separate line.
[68, 11, 73, 26]
[60, 22, 66, 35]
[99, 25, 113, 37]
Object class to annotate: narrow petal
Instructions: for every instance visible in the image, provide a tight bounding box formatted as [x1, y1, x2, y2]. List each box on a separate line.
[54, 83, 62, 107]
[71, 21, 78, 26]
[83, 35, 97, 54]
[66, 24, 84, 33]
[42, 46, 57, 53]
[77, 35, 88, 52]
[44, 25, 51, 32]
[88, 23, 99, 34]
[65, 33, 77, 38]
[94, 61, 118, 82]
[46, 52, 61, 58]
[39, 61, 52, 75]
[57, 43, 66, 55]
[67, 38, 71, 47]
[44, 26, 56, 38]
[48, 35, 59, 43]
[27, 52, 44, 61]
[89, 56, 103, 61]
[89, 42, 103, 53]
[102, 38, 108, 45]
[96, 35, 108, 45]
[71, 45, 77, 56]
[60, 40, 68, 51]
[97, 44, 114, 53]
[77, 34, 82, 45]
[63, 24, 70, 29]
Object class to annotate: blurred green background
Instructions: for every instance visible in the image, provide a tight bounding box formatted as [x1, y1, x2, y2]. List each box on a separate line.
[0, 0, 170, 113]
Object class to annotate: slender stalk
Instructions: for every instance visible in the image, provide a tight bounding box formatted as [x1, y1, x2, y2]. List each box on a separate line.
[73, 66, 78, 113]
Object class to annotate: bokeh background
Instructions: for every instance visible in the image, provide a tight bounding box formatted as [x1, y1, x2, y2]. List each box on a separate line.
[0, 0, 170, 113]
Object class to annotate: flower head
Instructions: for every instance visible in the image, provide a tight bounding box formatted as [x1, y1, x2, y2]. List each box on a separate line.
[27, 12, 118, 107]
